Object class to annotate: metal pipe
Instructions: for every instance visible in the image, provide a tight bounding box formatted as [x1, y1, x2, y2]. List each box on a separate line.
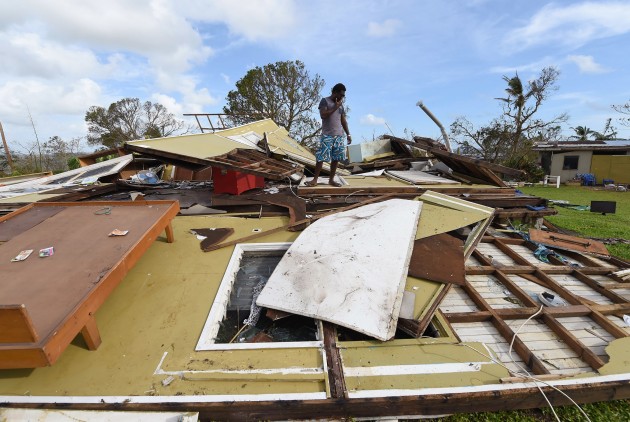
[416, 101, 452, 152]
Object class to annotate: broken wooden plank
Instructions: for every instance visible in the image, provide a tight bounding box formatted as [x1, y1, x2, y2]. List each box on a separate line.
[408, 233, 466, 285]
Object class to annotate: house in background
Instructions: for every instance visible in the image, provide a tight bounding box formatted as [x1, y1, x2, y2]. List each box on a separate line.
[533, 139, 630, 184]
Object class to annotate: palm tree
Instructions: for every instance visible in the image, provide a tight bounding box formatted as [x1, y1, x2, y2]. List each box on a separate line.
[569, 126, 594, 142]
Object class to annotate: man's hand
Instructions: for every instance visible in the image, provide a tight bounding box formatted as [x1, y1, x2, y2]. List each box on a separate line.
[347, 135, 352, 144]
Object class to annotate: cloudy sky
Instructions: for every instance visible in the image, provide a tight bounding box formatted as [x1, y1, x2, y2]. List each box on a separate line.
[2, 0, 630, 152]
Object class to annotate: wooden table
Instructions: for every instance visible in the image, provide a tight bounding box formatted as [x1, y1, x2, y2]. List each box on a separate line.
[0, 201, 179, 369]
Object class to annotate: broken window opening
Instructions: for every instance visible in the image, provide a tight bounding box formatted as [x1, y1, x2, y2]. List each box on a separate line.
[196, 243, 325, 351]
[196, 242, 445, 351]
[214, 251, 319, 344]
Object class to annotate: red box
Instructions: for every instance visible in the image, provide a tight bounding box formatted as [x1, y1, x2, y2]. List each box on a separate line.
[212, 167, 264, 195]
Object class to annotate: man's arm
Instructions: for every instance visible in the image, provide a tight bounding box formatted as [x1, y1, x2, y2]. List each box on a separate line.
[341, 114, 352, 144]
[320, 98, 341, 119]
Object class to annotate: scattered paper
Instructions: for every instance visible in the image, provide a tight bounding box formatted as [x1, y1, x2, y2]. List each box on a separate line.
[11, 249, 34, 262]
[623, 315, 630, 327]
[39, 247, 54, 257]
[109, 229, 129, 236]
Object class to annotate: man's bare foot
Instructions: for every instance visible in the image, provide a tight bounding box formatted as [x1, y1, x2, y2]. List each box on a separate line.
[304, 180, 318, 187]
[329, 180, 342, 187]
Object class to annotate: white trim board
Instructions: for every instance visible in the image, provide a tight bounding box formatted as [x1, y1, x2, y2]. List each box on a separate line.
[195, 242, 324, 351]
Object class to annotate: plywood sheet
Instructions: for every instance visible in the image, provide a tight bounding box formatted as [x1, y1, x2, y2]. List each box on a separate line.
[415, 191, 494, 240]
[256, 199, 421, 340]
[408, 233, 465, 285]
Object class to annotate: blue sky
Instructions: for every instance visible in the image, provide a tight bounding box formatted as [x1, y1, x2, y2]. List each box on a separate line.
[2, 0, 630, 153]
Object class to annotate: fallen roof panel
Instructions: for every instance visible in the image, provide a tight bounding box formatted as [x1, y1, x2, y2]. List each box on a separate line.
[256, 199, 422, 340]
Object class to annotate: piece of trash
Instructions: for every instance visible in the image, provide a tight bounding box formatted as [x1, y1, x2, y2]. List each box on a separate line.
[264, 187, 280, 194]
[161, 376, 175, 386]
[623, 315, 630, 327]
[39, 247, 54, 257]
[252, 228, 262, 233]
[538, 291, 567, 307]
[80, 176, 99, 185]
[109, 229, 129, 236]
[129, 192, 145, 201]
[11, 249, 34, 262]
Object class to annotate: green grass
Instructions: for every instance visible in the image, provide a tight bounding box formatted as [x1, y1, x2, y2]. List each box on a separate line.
[427, 185, 630, 421]
[519, 185, 630, 260]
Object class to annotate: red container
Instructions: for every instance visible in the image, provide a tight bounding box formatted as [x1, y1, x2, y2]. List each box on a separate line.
[212, 167, 264, 195]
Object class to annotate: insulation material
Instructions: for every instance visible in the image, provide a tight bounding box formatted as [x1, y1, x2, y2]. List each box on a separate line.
[256, 199, 422, 341]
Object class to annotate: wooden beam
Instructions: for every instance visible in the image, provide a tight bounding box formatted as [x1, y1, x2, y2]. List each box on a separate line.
[5, 380, 630, 419]
[80, 314, 102, 350]
[460, 281, 550, 374]
[384, 135, 526, 177]
[322, 323, 346, 399]
[542, 313, 606, 370]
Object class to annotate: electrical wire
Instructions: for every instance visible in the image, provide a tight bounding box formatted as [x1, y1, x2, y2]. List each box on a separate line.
[286, 176, 307, 200]
[458, 306, 593, 422]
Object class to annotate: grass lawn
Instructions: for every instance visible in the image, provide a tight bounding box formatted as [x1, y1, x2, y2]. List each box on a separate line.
[519, 185, 630, 261]
[427, 185, 630, 421]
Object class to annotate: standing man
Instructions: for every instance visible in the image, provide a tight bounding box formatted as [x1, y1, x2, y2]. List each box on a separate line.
[305, 83, 351, 187]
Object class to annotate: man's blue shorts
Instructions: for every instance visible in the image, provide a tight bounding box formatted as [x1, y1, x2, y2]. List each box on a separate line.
[315, 135, 346, 162]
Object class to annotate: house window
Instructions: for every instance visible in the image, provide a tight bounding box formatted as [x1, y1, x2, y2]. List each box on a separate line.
[196, 243, 445, 351]
[196, 243, 323, 350]
[563, 155, 579, 170]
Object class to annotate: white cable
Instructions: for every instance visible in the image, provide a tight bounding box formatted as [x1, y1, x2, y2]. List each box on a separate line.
[459, 343, 592, 422]
[286, 176, 307, 200]
[507, 306, 560, 421]
[457, 305, 592, 422]
[344, 189, 365, 203]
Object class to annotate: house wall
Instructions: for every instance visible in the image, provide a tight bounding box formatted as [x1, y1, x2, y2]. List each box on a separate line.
[591, 155, 630, 184]
[549, 151, 592, 182]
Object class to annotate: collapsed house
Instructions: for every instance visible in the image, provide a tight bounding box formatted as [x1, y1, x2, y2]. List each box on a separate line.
[1, 120, 630, 421]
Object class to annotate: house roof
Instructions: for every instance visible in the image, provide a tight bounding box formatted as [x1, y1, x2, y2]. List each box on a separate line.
[533, 139, 630, 152]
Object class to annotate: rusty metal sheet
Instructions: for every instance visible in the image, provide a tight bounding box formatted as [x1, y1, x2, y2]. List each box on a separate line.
[529, 229, 609, 257]
[407, 233, 466, 285]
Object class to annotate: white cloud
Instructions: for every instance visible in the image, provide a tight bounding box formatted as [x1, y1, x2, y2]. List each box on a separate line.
[489, 56, 555, 74]
[0, 78, 102, 119]
[367, 19, 402, 38]
[361, 114, 386, 125]
[504, 2, 630, 50]
[0, 31, 104, 79]
[220, 73, 231, 84]
[566, 55, 609, 73]
[181, 0, 298, 41]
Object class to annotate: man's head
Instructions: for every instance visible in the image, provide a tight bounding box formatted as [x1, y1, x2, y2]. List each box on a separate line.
[331, 83, 346, 101]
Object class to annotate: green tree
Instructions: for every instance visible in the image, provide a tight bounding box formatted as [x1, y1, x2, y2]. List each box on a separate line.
[223, 60, 325, 146]
[569, 119, 617, 141]
[85, 98, 185, 148]
[569, 125, 594, 141]
[451, 67, 567, 175]
[67, 156, 80, 170]
[495, 67, 568, 164]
